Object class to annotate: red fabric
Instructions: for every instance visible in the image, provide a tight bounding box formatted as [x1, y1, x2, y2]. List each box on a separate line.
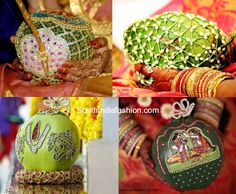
[222, 62, 236, 73]
[0, 65, 111, 96]
[0, 123, 18, 160]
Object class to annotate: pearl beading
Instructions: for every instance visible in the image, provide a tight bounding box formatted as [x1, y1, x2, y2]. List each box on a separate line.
[124, 12, 227, 85]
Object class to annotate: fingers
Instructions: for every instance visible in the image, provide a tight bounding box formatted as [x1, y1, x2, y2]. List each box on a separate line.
[61, 61, 75, 68]
[12, 59, 24, 71]
[7, 58, 24, 71]
[55, 73, 79, 82]
[10, 36, 16, 44]
[57, 67, 71, 74]
[17, 71, 33, 81]
[55, 56, 106, 82]
[90, 37, 108, 49]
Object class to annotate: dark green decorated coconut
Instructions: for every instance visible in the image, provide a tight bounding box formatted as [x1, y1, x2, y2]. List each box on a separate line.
[151, 117, 224, 191]
[124, 12, 228, 70]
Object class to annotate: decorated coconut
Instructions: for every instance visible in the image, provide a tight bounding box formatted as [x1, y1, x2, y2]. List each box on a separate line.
[15, 97, 82, 184]
[15, 11, 94, 79]
[151, 99, 224, 190]
[124, 12, 228, 70]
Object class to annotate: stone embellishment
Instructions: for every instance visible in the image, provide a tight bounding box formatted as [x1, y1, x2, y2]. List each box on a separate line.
[26, 122, 51, 153]
[15, 12, 94, 78]
[172, 98, 195, 119]
[124, 12, 227, 70]
[20, 28, 70, 77]
[15, 135, 25, 163]
[48, 129, 76, 161]
[166, 127, 220, 173]
[43, 97, 70, 114]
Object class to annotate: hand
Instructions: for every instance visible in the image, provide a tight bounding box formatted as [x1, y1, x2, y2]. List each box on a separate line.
[7, 58, 33, 81]
[55, 37, 111, 82]
[9, 36, 33, 81]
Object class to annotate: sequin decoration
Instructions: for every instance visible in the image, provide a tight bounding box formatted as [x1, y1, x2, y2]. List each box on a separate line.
[124, 12, 227, 70]
[19, 28, 69, 77]
[26, 122, 51, 153]
[48, 129, 76, 161]
[15, 12, 94, 78]
[15, 135, 25, 163]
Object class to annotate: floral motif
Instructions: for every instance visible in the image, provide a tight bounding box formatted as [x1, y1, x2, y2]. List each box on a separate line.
[48, 129, 76, 161]
[26, 123, 51, 154]
[44, 97, 70, 112]
[172, 99, 195, 119]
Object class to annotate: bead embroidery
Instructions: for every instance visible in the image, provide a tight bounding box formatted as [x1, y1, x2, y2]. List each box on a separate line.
[15, 135, 25, 163]
[15, 12, 94, 79]
[19, 28, 69, 77]
[124, 12, 229, 85]
[48, 129, 76, 161]
[26, 122, 51, 153]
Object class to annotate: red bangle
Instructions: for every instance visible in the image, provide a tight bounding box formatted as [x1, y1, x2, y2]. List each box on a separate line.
[195, 103, 222, 115]
[181, 68, 195, 94]
[176, 68, 192, 92]
[120, 126, 141, 148]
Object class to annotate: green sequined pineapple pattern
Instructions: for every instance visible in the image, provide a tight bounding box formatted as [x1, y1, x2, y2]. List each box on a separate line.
[124, 12, 228, 70]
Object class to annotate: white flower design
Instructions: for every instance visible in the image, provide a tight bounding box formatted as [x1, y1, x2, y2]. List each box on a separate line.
[137, 97, 152, 107]
[44, 97, 69, 110]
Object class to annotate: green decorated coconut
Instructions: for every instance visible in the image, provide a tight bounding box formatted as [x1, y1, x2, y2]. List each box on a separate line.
[151, 117, 224, 191]
[15, 109, 80, 172]
[15, 12, 94, 78]
[124, 12, 228, 70]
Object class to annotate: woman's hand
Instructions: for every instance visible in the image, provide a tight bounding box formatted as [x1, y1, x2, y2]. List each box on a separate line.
[55, 37, 111, 82]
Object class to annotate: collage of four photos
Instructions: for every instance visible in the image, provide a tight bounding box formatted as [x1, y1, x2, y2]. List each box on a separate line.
[1, 0, 236, 194]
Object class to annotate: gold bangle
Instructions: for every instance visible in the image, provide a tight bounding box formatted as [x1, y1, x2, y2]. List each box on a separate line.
[182, 68, 195, 95]
[194, 68, 211, 97]
[133, 134, 147, 158]
[119, 119, 137, 138]
[212, 74, 233, 96]
[124, 131, 143, 155]
[171, 71, 182, 92]
[207, 73, 222, 97]
[197, 70, 211, 97]
[197, 98, 224, 109]
[186, 68, 208, 97]
[202, 71, 219, 97]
